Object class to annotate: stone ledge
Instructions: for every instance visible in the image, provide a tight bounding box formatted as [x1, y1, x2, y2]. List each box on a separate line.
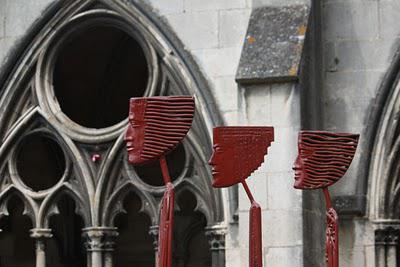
[235, 4, 310, 85]
[332, 195, 366, 216]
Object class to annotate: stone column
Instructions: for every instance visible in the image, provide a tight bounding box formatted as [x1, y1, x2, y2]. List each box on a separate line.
[149, 225, 159, 263]
[30, 228, 52, 267]
[205, 224, 227, 267]
[375, 226, 400, 267]
[82, 227, 118, 267]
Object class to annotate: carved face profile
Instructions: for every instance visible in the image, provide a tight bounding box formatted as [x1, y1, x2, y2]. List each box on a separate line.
[209, 127, 274, 188]
[124, 96, 195, 165]
[293, 131, 359, 189]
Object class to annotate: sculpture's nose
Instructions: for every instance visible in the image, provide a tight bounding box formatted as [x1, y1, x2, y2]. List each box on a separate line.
[124, 125, 133, 141]
[208, 152, 215, 166]
[292, 155, 300, 170]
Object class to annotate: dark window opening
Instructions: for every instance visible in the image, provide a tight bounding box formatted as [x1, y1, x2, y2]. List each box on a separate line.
[173, 190, 211, 267]
[0, 197, 35, 267]
[114, 193, 154, 267]
[135, 144, 186, 186]
[47, 195, 86, 267]
[53, 26, 149, 128]
[16, 135, 66, 191]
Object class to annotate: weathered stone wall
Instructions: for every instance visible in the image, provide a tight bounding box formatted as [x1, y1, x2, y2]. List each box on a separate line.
[320, 0, 400, 266]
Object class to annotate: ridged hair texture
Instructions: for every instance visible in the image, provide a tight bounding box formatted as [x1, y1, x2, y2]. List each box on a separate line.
[217, 127, 274, 184]
[299, 131, 359, 188]
[141, 96, 195, 161]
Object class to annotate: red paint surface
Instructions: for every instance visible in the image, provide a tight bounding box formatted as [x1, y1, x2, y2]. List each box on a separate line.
[124, 96, 195, 165]
[124, 96, 195, 267]
[293, 131, 359, 267]
[209, 126, 274, 267]
[209, 126, 274, 188]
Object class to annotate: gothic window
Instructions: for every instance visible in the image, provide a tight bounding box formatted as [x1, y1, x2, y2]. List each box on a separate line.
[0, 1, 225, 267]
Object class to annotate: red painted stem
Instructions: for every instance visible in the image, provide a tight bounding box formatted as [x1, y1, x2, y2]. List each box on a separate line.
[158, 156, 174, 267]
[242, 181, 263, 267]
[323, 188, 339, 267]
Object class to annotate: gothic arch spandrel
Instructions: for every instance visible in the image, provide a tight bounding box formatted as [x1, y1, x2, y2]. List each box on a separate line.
[0, 0, 225, 266]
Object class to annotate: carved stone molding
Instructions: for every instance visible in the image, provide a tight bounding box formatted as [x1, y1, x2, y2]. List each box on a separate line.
[0, 0, 224, 266]
[149, 225, 159, 251]
[375, 227, 400, 246]
[30, 228, 53, 240]
[82, 227, 119, 252]
[205, 224, 227, 251]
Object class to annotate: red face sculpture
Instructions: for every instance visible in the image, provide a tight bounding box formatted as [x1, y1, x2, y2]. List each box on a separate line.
[124, 96, 195, 165]
[209, 127, 274, 188]
[293, 131, 359, 189]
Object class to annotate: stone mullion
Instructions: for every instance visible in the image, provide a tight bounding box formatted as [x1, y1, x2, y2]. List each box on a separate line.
[375, 226, 400, 267]
[205, 224, 227, 267]
[149, 225, 159, 264]
[30, 228, 52, 267]
[82, 227, 118, 267]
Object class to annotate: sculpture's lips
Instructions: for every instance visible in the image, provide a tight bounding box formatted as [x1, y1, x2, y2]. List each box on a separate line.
[126, 142, 134, 151]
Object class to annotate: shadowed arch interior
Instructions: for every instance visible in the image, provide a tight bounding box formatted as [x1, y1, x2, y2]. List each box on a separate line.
[47, 195, 86, 267]
[134, 143, 186, 186]
[53, 25, 149, 128]
[173, 190, 211, 267]
[16, 134, 66, 191]
[0, 196, 35, 266]
[114, 193, 154, 267]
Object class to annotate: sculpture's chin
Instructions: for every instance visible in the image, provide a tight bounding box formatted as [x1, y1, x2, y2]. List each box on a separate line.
[128, 153, 141, 165]
[212, 176, 229, 188]
[293, 179, 303, 189]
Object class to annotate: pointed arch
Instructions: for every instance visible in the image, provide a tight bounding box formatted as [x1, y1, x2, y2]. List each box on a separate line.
[367, 45, 400, 220]
[0, 0, 226, 266]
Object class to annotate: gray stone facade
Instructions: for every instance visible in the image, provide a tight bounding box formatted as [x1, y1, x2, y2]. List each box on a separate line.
[0, 0, 400, 266]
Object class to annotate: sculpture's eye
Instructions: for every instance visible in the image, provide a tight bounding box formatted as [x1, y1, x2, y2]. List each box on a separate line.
[130, 121, 141, 127]
[300, 148, 313, 158]
[214, 145, 223, 152]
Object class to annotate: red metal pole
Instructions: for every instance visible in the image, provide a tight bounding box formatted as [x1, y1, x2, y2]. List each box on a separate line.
[158, 155, 174, 267]
[242, 181, 262, 267]
[323, 188, 338, 267]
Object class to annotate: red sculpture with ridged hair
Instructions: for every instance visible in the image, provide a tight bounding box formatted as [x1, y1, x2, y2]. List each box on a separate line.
[209, 126, 274, 267]
[124, 96, 195, 267]
[292, 131, 359, 267]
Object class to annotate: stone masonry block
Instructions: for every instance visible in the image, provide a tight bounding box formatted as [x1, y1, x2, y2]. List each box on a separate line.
[379, 2, 400, 38]
[323, 2, 378, 41]
[0, 0, 4, 38]
[324, 39, 394, 72]
[148, 0, 184, 15]
[213, 75, 239, 112]
[184, 0, 246, 11]
[263, 209, 303, 247]
[325, 70, 384, 100]
[365, 245, 375, 267]
[253, 0, 310, 8]
[238, 170, 268, 211]
[192, 47, 242, 77]
[244, 85, 271, 124]
[238, 209, 302, 248]
[4, 0, 51, 37]
[219, 9, 251, 48]
[166, 11, 218, 50]
[221, 110, 240, 125]
[264, 126, 299, 173]
[0, 36, 18, 67]
[269, 84, 300, 128]
[267, 171, 302, 211]
[265, 246, 303, 267]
